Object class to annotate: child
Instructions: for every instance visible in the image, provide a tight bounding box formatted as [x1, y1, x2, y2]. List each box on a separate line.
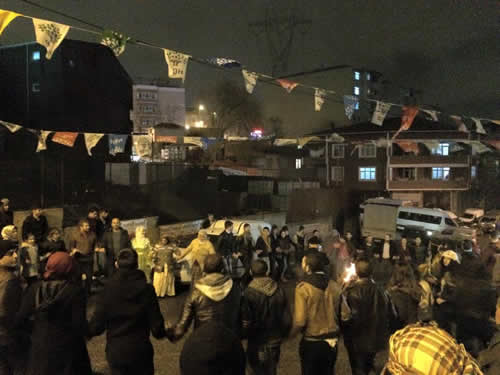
[19, 233, 40, 286]
[152, 235, 175, 297]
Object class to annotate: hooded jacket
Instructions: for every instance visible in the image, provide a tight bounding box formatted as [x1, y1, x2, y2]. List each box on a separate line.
[88, 268, 166, 366]
[242, 276, 291, 345]
[173, 273, 242, 339]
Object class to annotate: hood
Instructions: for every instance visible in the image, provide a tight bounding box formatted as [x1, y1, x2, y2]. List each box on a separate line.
[248, 276, 278, 297]
[303, 271, 329, 291]
[195, 273, 233, 302]
[111, 268, 149, 300]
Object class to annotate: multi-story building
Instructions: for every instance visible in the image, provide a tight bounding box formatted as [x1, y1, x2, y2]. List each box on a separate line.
[351, 69, 384, 122]
[130, 84, 185, 133]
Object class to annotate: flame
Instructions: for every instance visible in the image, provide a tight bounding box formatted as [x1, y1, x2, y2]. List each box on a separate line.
[343, 262, 357, 283]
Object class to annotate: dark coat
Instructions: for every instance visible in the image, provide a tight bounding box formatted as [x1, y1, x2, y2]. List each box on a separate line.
[88, 268, 166, 367]
[387, 285, 420, 327]
[95, 218, 110, 241]
[16, 279, 92, 375]
[479, 329, 500, 375]
[102, 228, 131, 262]
[217, 231, 236, 257]
[22, 214, 48, 244]
[38, 239, 66, 273]
[0, 271, 22, 346]
[373, 240, 398, 259]
[481, 244, 497, 277]
[0, 210, 13, 233]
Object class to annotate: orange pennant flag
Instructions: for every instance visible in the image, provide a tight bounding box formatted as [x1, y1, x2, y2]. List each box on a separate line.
[52, 132, 78, 147]
[276, 79, 298, 93]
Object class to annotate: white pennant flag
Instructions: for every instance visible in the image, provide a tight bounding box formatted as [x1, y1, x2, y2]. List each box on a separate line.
[371, 101, 391, 126]
[163, 49, 189, 81]
[471, 117, 486, 135]
[0, 120, 22, 133]
[451, 115, 468, 133]
[33, 19, 70, 59]
[314, 89, 327, 111]
[242, 69, 258, 94]
[84, 133, 104, 155]
[36, 131, 52, 152]
[422, 110, 439, 122]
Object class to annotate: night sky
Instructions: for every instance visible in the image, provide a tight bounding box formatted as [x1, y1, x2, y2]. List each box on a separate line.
[1, 0, 498, 136]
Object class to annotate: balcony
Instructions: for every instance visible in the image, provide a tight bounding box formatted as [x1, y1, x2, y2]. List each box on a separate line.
[389, 155, 469, 167]
[388, 177, 469, 191]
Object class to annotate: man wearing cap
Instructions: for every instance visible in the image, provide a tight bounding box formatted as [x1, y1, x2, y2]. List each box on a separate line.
[0, 199, 13, 234]
[0, 241, 22, 374]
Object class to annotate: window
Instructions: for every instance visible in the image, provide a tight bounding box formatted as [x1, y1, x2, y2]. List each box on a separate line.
[32, 82, 40, 92]
[471, 166, 477, 178]
[137, 91, 157, 100]
[398, 211, 441, 225]
[331, 144, 345, 158]
[32, 51, 40, 61]
[141, 105, 157, 113]
[354, 71, 361, 80]
[359, 143, 376, 158]
[331, 166, 344, 182]
[354, 86, 360, 96]
[445, 218, 457, 227]
[359, 167, 376, 181]
[432, 143, 449, 156]
[295, 158, 303, 169]
[354, 101, 360, 110]
[432, 167, 450, 180]
[366, 72, 371, 81]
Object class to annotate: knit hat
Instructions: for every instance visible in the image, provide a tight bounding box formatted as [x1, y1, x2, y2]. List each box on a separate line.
[0, 240, 17, 259]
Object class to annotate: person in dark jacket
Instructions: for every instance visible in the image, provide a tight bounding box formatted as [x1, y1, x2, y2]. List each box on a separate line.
[180, 321, 246, 375]
[102, 218, 132, 277]
[0, 241, 22, 375]
[96, 207, 110, 241]
[201, 213, 216, 230]
[86, 207, 99, 234]
[38, 228, 66, 274]
[479, 298, 500, 375]
[387, 262, 420, 328]
[481, 234, 498, 279]
[21, 205, 48, 244]
[341, 259, 396, 375]
[16, 252, 92, 375]
[88, 249, 168, 375]
[170, 253, 242, 340]
[216, 220, 236, 275]
[0, 199, 13, 234]
[292, 226, 306, 265]
[237, 223, 254, 284]
[372, 234, 397, 287]
[243, 260, 291, 375]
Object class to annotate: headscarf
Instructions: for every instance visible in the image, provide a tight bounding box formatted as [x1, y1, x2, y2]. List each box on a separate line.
[1, 225, 17, 241]
[133, 226, 150, 248]
[43, 252, 74, 280]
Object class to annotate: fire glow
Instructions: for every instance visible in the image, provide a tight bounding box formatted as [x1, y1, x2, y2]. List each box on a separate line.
[343, 262, 356, 283]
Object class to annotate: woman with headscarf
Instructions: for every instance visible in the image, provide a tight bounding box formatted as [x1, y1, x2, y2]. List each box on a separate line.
[16, 252, 92, 375]
[176, 230, 216, 287]
[131, 226, 152, 282]
[152, 235, 176, 297]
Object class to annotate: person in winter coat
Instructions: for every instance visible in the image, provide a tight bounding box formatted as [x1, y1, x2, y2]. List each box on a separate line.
[102, 218, 132, 277]
[341, 259, 396, 375]
[0, 199, 13, 234]
[69, 219, 97, 295]
[0, 241, 22, 375]
[19, 233, 40, 286]
[387, 262, 420, 328]
[479, 298, 500, 375]
[411, 236, 428, 267]
[169, 254, 242, 340]
[180, 321, 246, 375]
[372, 234, 397, 288]
[176, 230, 216, 286]
[243, 260, 292, 375]
[39, 228, 66, 274]
[254, 227, 273, 276]
[481, 234, 498, 279]
[88, 248, 168, 375]
[16, 252, 92, 375]
[216, 221, 237, 276]
[275, 228, 294, 282]
[22, 205, 48, 244]
[236, 223, 254, 282]
[292, 226, 306, 265]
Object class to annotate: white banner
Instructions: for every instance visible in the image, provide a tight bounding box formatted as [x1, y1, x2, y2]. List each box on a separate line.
[314, 89, 327, 111]
[36, 131, 52, 152]
[242, 69, 258, 94]
[471, 117, 486, 135]
[0, 120, 22, 133]
[84, 133, 104, 155]
[33, 18, 70, 59]
[163, 49, 189, 81]
[371, 101, 391, 126]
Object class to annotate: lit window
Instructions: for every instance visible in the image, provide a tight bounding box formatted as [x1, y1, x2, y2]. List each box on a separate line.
[295, 158, 303, 169]
[32, 82, 40, 92]
[331, 144, 345, 158]
[471, 166, 476, 178]
[354, 101, 360, 110]
[359, 143, 376, 158]
[359, 167, 376, 181]
[366, 72, 371, 81]
[354, 86, 360, 96]
[331, 166, 344, 182]
[432, 143, 449, 156]
[354, 71, 361, 80]
[432, 167, 450, 180]
[32, 51, 41, 61]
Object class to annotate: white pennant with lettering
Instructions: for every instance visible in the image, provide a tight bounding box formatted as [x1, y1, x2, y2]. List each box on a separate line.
[84, 133, 105, 155]
[0, 120, 22, 133]
[163, 49, 189, 81]
[242, 69, 258, 94]
[371, 101, 391, 126]
[471, 117, 486, 135]
[33, 19, 70, 59]
[36, 131, 52, 152]
[314, 89, 327, 111]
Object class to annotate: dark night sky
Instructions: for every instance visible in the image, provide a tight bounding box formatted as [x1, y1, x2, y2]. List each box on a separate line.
[1, 0, 498, 136]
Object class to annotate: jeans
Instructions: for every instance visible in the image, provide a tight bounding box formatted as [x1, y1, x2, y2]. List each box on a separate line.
[247, 342, 281, 375]
[299, 339, 337, 375]
[344, 341, 376, 375]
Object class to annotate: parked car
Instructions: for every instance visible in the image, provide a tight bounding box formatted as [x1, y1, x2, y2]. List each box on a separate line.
[478, 215, 498, 234]
[459, 208, 484, 226]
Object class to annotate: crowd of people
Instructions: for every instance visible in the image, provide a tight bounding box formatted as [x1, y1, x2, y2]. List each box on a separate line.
[0, 198, 499, 375]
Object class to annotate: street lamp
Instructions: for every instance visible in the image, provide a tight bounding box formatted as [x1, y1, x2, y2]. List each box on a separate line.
[199, 104, 205, 111]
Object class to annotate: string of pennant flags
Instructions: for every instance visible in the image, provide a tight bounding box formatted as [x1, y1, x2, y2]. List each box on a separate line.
[1, 7, 499, 142]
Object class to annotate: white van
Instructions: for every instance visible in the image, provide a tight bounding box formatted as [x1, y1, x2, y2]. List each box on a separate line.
[359, 198, 413, 227]
[459, 208, 485, 225]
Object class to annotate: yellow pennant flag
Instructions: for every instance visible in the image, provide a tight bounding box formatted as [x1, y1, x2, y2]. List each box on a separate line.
[0, 10, 19, 36]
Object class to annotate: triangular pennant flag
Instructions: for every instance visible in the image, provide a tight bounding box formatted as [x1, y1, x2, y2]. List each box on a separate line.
[163, 49, 189, 82]
[396, 141, 419, 154]
[276, 79, 298, 93]
[0, 120, 22, 133]
[471, 117, 486, 135]
[491, 120, 500, 125]
[314, 89, 327, 111]
[206, 57, 241, 68]
[371, 101, 391, 126]
[242, 69, 258, 94]
[52, 132, 78, 147]
[392, 106, 418, 140]
[450, 115, 469, 133]
[101, 30, 130, 57]
[36, 131, 52, 152]
[0, 9, 19, 36]
[108, 134, 128, 155]
[422, 109, 439, 122]
[132, 135, 152, 158]
[33, 19, 70, 59]
[84, 133, 104, 155]
[343, 95, 358, 120]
